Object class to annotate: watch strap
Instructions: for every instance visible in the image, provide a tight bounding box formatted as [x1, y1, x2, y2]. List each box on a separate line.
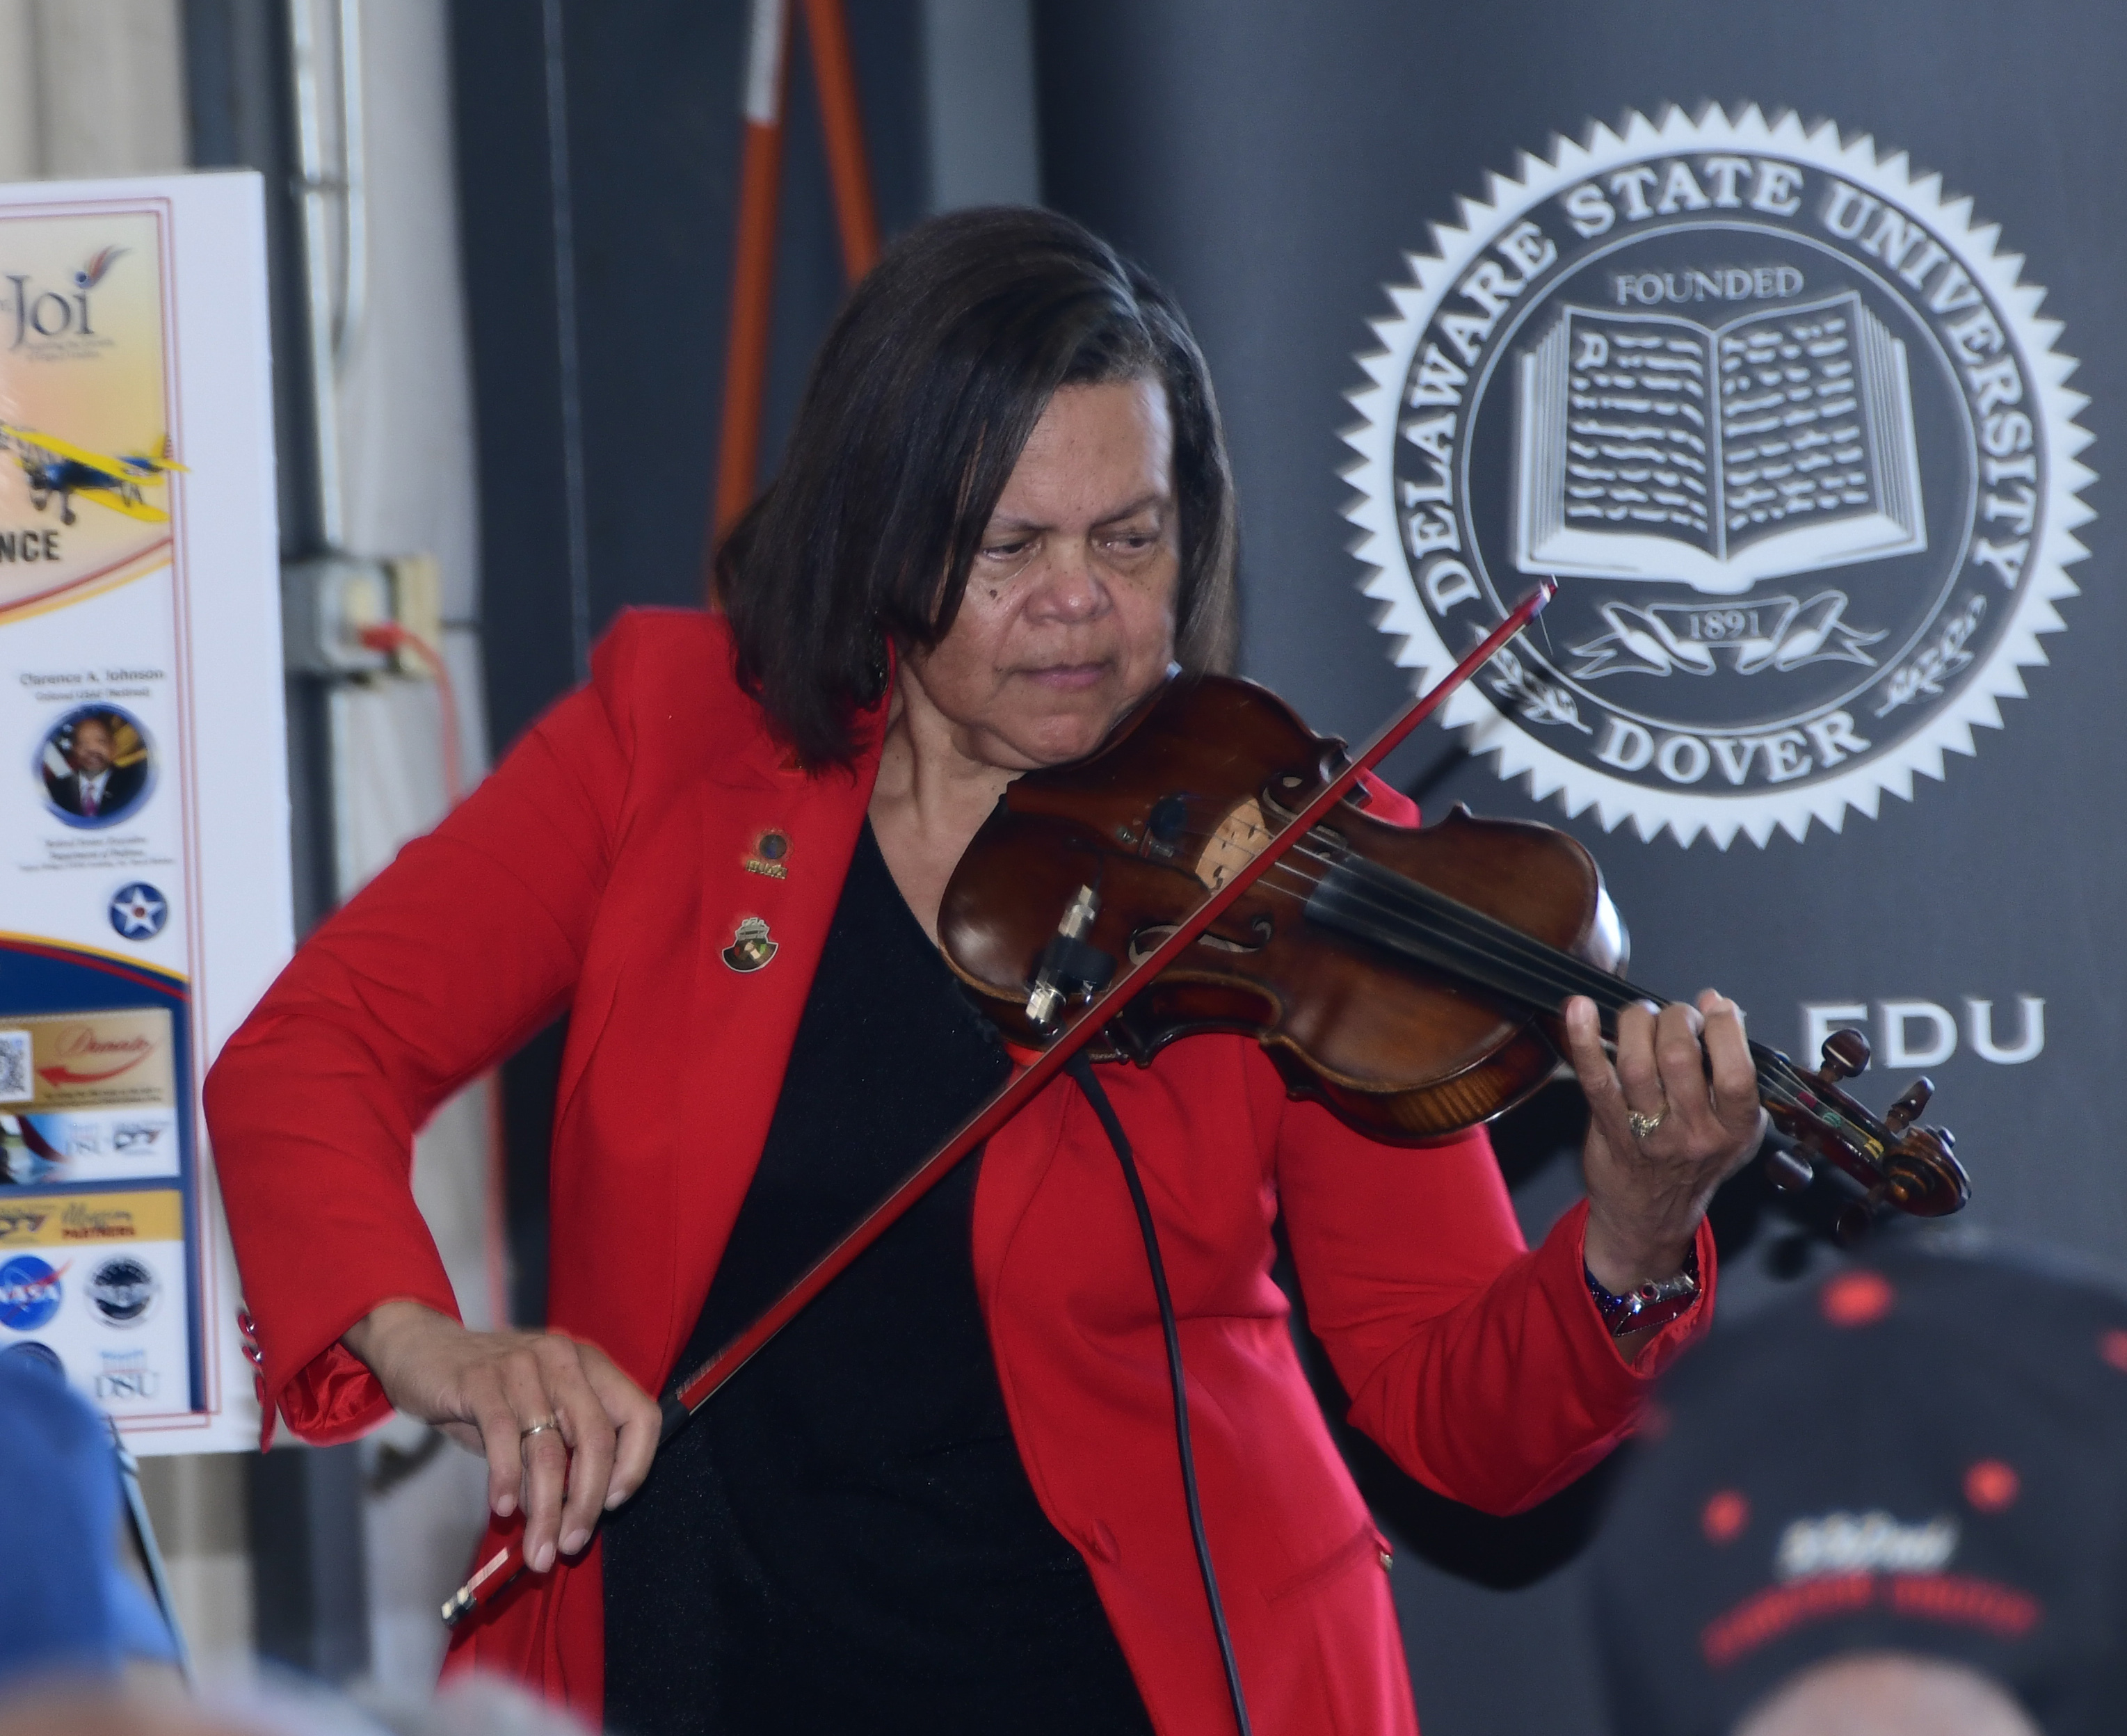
[1586, 1240, 1703, 1337]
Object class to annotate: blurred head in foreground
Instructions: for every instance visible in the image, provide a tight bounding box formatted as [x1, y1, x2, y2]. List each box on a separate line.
[1733, 1653, 2038, 1736]
[0, 1356, 176, 1694]
[1590, 1244, 2127, 1735]
[0, 1673, 590, 1736]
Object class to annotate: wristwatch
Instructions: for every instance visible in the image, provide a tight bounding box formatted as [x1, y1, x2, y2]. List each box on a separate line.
[1585, 1241, 1702, 1337]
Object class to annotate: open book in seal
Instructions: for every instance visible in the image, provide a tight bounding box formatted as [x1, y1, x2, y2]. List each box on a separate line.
[1511, 290, 1925, 597]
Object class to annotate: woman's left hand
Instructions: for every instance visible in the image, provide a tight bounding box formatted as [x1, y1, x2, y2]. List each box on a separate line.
[1563, 990, 1766, 1308]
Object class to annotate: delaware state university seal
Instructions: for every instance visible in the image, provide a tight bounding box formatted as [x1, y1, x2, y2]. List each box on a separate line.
[1344, 106, 2093, 846]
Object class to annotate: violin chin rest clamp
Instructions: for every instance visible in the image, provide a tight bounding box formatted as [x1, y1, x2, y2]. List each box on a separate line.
[1025, 883, 1116, 1033]
[1025, 933, 1116, 1031]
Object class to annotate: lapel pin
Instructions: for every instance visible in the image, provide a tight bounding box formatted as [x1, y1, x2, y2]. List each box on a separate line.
[722, 915, 778, 973]
[744, 830, 789, 879]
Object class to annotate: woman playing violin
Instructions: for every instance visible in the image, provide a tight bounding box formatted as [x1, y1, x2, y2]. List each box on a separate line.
[207, 208, 1765, 1735]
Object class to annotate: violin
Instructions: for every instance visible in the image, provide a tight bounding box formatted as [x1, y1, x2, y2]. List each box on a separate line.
[441, 585, 1964, 1630]
[938, 676, 1968, 1223]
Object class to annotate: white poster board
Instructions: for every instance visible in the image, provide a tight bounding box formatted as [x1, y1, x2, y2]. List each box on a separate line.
[0, 172, 286, 1454]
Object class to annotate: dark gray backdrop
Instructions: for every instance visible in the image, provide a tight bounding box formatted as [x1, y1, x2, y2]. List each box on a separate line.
[1035, 3, 2121, 1730]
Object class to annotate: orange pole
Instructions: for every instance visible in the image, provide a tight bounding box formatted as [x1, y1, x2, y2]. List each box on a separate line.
[713, 0, 792, 546]
[800, 0, 880, 282]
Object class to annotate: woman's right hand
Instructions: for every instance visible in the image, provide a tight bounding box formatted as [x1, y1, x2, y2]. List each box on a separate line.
[342, 1299, 663, 1573]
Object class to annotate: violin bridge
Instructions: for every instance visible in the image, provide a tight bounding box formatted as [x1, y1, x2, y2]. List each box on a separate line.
[1196, 798, 1269, 892]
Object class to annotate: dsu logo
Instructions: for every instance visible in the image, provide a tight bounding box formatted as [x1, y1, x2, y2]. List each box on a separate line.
[4, 245, 123, 351]
[95, 1349, 159, 1402]
[1345, 106, 2092, 846]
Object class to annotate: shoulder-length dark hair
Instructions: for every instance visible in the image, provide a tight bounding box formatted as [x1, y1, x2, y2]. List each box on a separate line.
[718, 207, 1237, 767]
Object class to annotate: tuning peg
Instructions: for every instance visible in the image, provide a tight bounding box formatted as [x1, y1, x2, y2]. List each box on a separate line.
[1833, 1203, 1875, 1246]
[1885, 1077, 1934, 1134]
[1763, 1145, 1814, 1194]
[1819, 1028, 1870, 1081]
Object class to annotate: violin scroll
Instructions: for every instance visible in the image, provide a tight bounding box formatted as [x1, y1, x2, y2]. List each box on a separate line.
[1759, 1030, 1970, 1225]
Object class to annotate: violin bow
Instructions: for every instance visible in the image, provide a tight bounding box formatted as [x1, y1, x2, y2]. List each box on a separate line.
[442, 578, 1558, 1626]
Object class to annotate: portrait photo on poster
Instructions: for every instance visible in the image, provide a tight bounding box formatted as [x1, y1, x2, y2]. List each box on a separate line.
[36, 702, 153, 829]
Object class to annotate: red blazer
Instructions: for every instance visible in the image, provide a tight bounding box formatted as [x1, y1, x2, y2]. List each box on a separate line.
[207, 611, 1713, 1735]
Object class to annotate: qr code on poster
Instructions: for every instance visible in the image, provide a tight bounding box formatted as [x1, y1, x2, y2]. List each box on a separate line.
[0, 1031, 31, 1102]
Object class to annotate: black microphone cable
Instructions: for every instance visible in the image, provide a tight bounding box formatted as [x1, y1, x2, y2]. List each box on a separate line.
[1065, 1052, 1253, 1736]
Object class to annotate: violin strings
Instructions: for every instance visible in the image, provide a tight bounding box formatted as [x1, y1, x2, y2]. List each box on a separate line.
[1164, 796, 1657, 1010]
[1269, 844, 1824, 1117]
[1265, 849, 1822, 1117]
[1162, 794, 1773, 1055]
[1292, 854, 1821, 1118]
[1148, 800, 1825, 1117]
[1159, 794, 1782, 1066]
[1290, 847, 1681, 1027]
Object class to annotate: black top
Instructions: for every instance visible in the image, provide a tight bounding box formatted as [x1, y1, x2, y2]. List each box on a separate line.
[602, 823, 1153, 1735]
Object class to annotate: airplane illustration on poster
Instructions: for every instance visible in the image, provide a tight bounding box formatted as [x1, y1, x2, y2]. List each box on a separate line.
[0, 421, 184, 524]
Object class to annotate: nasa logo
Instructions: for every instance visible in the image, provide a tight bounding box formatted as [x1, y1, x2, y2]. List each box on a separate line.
[0, 1254, 64, 1331]
[1345, 106, 2092, 845]
[88, 1253, 156, 1326]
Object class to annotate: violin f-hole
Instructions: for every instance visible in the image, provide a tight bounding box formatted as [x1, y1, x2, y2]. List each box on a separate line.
[1128, 913, 1273, 963]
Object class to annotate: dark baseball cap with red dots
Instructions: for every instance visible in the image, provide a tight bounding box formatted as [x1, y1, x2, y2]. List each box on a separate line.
[1590, 1244, 2127, 1736]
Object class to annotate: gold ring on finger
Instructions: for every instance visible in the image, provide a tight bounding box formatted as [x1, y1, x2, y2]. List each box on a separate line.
[519, 1417, 559, 1443]
[1627, 1105, 1669, 1140]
